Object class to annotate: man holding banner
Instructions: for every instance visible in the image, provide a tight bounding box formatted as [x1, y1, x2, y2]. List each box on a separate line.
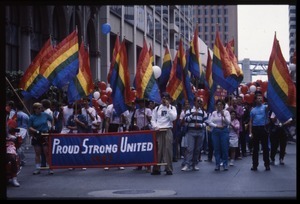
[150, 92, 177, 175]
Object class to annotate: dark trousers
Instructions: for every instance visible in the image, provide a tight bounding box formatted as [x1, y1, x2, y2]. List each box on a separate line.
[252, 126, 270, 167]
[270, 126, 287, 161]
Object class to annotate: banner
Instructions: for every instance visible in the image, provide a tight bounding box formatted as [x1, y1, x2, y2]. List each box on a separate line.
[48, 131, 157, 169]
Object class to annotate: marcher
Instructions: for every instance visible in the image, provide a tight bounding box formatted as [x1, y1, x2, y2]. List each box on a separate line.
[15, 102, 29, 166]
[181, 97, 208, 171]
[28, 102, 54, 175]
[207, 99, 231, 171]
[104, 103, 128, 170]
[6, 119, 22, 187]
[248, 93, 270, 171]
[269, 111, 292, 165]
[150, 92, 177, 175]
[228, 110, 240, 166]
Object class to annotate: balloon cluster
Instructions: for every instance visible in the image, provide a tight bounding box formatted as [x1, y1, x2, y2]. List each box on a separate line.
[238, 80, 268, 104]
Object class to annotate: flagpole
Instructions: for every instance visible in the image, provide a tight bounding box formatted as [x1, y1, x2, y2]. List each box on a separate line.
[5, 76, 30, 115]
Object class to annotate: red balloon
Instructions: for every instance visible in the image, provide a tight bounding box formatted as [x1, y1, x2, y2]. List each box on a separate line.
[101, 94, 108, 103]
[98, 81, 107, 90]
[241, 85, 248, 94]
[100, 90, 106, 96]
[261, 81, 268, 91]
[244, 94, 251, 103]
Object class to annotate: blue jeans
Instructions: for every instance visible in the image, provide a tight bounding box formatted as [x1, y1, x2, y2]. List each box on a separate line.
[212, 127, 229, 168]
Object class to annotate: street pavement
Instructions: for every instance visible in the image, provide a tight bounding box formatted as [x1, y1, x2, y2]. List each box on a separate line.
[6, 141, 297, 200]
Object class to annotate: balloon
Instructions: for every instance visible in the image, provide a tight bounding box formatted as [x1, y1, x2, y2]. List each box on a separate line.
[97, 98, 107, 107]
[249, 85, 256, 93]
[93, 91, 100, 100]
[98, 81, 107, 90]
[244, 94, 251, 104]
[152, 65, 162, 79]
[100, 94, 108, 103]
[101, 23, 111, 34]
[106, 87, 112, 93]
[241, 85, 248, 94]
[239, 93, 244, 99]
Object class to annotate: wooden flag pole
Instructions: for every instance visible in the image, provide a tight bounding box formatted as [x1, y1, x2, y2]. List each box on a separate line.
[5, 76, 30, 115]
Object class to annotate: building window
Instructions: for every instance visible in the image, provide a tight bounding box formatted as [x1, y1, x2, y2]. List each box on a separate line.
[110, 5, 122, 16]
[124, 6, 134, 25]
[147, 11, 154, 37]
[155, 19, 161, 43]
[6, 6, 19, 71]
[136, 6, 145, 30]
[163, 24, 168, 45]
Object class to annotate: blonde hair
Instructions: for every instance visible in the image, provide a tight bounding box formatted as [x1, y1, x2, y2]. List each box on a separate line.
[33, 102, 42, 109]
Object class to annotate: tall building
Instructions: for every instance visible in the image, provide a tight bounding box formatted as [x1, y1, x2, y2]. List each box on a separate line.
[193, 5, 238, 56]
[288, 5, 296, 62]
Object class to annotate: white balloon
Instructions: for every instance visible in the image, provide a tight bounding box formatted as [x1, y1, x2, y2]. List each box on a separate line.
[239, 93, 244, 99]
[93, 91, 100, 100]
[249, 85, 256, 93]
[106, 87, 112, 93]
[152, 65, 162, 79]
[97, 98, 107, 107]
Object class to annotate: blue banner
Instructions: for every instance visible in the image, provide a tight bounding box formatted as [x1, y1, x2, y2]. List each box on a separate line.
[48, 131, 157, 169]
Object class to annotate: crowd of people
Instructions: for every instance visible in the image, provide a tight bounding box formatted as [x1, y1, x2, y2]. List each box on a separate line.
[5, 89, 295, 187]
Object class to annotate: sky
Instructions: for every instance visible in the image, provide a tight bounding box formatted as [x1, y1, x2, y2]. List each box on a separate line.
[237, 5, 289, 62]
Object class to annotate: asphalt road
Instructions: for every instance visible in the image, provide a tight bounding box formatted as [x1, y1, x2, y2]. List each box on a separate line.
[5, 141, 297, 200]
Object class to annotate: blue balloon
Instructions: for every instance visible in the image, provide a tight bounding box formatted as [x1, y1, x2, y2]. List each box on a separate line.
[101, 23, 111, 34]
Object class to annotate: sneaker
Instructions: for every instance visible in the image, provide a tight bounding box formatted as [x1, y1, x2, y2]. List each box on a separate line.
[279, 159, 285, 165]
[220, 162, 223, 166]
[166, 171, 173, 175]
[33, 169, 40, 175]
[119, 167, 125, 170]
[48, 169, 54, 175]
[251, 166, 257, 171]
[193, 166, 200, 171]
[265, 166, 271, 171]
[214, 166, 220, 171]
[223, 166, 228, 171]
[181, 165, 190, 171]
[229, 160, 234, 166]
[11, 178, 20, 187]
[104, 167, 109, 171]
[270, 160, 275, 165]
